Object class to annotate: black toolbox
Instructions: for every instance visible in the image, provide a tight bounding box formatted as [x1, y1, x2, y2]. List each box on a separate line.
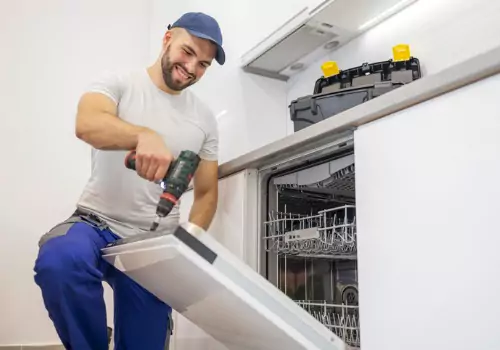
[289, 56, 421, 132]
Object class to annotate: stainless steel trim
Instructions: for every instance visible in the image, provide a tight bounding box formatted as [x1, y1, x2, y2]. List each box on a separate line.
[243, 169, 260, 271]
[258, 133, 354, 173]
[220, 44, 500, 178]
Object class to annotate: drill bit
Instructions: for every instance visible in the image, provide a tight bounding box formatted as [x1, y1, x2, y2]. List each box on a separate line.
[150, 216, 161, 231]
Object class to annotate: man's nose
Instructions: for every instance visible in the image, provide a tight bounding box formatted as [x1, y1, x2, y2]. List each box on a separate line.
[184, 60, 196, 75]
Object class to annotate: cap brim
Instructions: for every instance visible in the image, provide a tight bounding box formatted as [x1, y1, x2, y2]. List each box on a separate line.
[186, 29, 226, 65]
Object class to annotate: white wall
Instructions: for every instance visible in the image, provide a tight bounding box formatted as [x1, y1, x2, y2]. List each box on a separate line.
[0, 0, 152, 345]
[355, 71, 500, 350]
[286, 0, 500, 135]
[150, 0, 289, 164]
[0, 0, 285, 345]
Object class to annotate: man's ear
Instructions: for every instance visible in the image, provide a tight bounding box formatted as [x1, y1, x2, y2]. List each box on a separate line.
[163, 30, 174, 47]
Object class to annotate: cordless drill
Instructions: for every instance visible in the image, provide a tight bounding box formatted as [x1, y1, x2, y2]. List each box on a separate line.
[125, 150, 201, 231]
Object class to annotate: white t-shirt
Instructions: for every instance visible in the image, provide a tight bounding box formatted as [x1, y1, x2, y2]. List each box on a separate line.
[76, 70, 219, 238]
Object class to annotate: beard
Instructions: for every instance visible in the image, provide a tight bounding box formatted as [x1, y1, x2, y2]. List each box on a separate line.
[161, 47, 196, 91]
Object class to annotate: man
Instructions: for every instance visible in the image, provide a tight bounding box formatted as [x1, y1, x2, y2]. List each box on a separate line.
[33, 12, 224, 350]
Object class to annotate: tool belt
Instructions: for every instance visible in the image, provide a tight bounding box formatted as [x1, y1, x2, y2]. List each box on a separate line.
[38, 209, 109, 248]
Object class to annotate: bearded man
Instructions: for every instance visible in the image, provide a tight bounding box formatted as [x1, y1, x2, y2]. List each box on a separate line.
[33, 12, 225, 350]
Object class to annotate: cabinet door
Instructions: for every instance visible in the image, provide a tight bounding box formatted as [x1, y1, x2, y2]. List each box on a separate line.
[172, 169, 259, 350]
[354, 73, 500, 350]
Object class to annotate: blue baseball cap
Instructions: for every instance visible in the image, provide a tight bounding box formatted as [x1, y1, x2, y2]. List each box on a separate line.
[168, 12, 226, 65]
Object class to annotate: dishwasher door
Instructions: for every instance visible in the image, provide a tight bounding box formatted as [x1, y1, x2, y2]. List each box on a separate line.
[101, 225, 344, 350]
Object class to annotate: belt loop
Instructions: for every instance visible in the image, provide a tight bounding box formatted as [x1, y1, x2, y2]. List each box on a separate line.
[75, 209, 108, 230]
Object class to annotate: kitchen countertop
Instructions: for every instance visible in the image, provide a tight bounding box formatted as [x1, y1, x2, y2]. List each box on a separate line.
[218, 44, 500, 179]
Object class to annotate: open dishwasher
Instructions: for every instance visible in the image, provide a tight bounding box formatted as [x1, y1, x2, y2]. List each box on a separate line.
[100, 134, 357, 350]
[259, 136, 359, 349]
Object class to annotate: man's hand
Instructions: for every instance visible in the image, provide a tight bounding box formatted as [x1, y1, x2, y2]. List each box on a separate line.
[135, 130, 173, 182]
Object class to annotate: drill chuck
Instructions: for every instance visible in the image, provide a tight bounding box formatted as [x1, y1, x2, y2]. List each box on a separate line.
[157, 194, 176, 217]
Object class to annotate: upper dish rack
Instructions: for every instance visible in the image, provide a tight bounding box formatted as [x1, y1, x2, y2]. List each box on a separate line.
[273, 158, 356, 204]
[264, 205, 357, 258]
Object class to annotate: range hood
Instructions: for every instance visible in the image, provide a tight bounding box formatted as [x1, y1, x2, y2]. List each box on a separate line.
[241, 0, 419, 81]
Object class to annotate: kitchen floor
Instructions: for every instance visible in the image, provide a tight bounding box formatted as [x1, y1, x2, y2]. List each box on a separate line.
[1, 338, 114, 350]
[0, 347, 63, 350]
[1, 344, 114, 350]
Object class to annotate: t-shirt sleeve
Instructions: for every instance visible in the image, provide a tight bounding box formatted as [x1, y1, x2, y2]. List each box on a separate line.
[199, 117, 219, 162]
[85, 71, 123, 105]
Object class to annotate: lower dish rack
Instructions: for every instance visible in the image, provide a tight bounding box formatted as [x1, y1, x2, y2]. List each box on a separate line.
[264, 205, 357, 259]
[264, 204, 360, 347]
[297, 301, 360, 349]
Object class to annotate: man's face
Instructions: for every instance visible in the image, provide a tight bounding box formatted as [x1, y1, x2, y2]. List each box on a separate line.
[161, 30, 216, 91]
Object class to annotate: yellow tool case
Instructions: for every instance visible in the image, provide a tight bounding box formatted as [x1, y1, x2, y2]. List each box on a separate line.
[289, 46, 422, 132]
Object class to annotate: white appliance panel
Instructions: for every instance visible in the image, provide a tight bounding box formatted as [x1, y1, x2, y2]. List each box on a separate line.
[102, 228, 344, 350]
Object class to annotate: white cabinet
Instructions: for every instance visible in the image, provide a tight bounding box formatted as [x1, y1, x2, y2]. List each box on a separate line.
[240, 0, 335, 58]
[354, 73, 500, 350]
[171, 169, 258, 350]
[304, 0, 334, 10]
[179, 169, 259, 265]
[240, 0, 311, 59]
[167, 69, 500, 350]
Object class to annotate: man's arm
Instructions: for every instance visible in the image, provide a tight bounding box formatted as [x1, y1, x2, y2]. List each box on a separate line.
[75, 92, 149, 150]
[189, 159, 219, 230]
[75, 92, 173, 182]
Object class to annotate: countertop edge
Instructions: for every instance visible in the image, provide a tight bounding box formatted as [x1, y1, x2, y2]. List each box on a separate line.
[218, 45, 500, 178]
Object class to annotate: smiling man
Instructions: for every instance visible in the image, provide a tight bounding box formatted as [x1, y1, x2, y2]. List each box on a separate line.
[33, 12, 224, 350]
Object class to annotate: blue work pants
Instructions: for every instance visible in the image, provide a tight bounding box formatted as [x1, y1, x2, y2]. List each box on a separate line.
[34, 220, 172, 350]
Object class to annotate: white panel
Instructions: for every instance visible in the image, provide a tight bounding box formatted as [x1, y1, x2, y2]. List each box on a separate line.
[354, 73, 500, 350]
[208, 170, 259, 267]
[175, 170, 259, 350]
[177, 190, 224, 350]
[102, 231, 342, 350]
[0, 0, 151, 345]
[180, 170, 259, 264]
[286, 0, 500, 135]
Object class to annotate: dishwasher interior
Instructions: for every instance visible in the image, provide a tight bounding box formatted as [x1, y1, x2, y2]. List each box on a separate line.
[260, 140, 360, 349]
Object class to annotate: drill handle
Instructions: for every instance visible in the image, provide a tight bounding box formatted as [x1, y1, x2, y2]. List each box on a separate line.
[125, 149, 201, 181]
[125, 151, 173, 177]
[125, 151, 137, 170]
